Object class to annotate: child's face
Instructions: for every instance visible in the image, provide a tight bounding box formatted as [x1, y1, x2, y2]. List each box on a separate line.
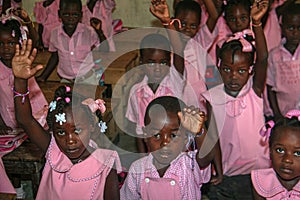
[53, 107, 93, 162]
[0, 30, 19, 66]
[144, 111, 187, 169]
[141, 49, 171, 85]
[59, 3, 82, 32]
[225, 5, 250, 33]
[219, 50, 251, 96]
[270, 127, 300, 185]
[176, 10, 200, 42]
[281, 14, 300, 46]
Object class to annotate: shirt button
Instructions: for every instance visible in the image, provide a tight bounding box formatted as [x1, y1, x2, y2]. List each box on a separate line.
[70, 52, 74, 55]
[170, 180, 176, 186]
[145, 178, 150, 183]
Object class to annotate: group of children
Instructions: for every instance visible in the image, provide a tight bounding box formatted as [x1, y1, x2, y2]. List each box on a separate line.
[0, 0, 299, 199]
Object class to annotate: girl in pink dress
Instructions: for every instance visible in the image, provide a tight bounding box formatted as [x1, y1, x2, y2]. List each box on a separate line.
[267, 2, 300, 122]
[201, 1, 271, 199]
[12, 40, 122, 200]
[0, 18, 48, 196]
[252, 109, 300, 199]
[121, 96, 214, 200]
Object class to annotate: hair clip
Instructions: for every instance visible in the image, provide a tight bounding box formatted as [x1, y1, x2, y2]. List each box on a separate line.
[162, 18, 182, 29]
[226, 29, 254, 52]
[55, 113, 66, 125]
[98, 121, 107, 133]
[56, 97, 70, 103]
[285, 110, 300, 121]
[82, 98, 106, 114]
[259, 120, 275, 143]
[49, 101, 57, 112]
[65, 86, 71, 92]
[12, 30, 15, 37]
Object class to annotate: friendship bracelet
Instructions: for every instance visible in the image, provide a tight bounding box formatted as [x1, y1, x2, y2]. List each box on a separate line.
[13, 87, 30, 104]
[195, 128, 205, 137]
[162, 18, 182, 29]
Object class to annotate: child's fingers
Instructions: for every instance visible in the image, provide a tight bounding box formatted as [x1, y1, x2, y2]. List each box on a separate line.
[20, 40, 27, 55]
[30, 64, 44, 76]
[29, 48, 38, 63]
[15, 44, 20, 56]
[24, 39, 33, 58]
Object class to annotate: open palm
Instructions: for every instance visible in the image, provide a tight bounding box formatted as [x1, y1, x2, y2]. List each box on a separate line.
[150, 0, 170, 23]
[178, 107, 205, 135]
[250, 0, 269, 22]
[12, 40, 43, 79]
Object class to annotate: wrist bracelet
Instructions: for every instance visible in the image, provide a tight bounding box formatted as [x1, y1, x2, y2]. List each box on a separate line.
[195, 127, 205, 137]
[13, 87, 30, 104]
[251, 22, 262, 27]
[162, 18, 182, 29]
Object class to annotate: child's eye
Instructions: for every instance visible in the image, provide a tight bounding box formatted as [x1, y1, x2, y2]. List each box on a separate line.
[238, 69, 246, 74]
[74, 128, 82, 134]
[171, 133, 179, 139]
[147, 62, 156, 67]
[0, 42, 3, 47]
[9, 42, 15, 46]
[223, 67, 231, 72]
[229, 17, 236, 22]
[160, 61, 168, 65]
[240, 16, 247, 22]
[276, 148, 285, 154]
[287, 26, 295, 31]
[62, 13, 70, 17]
[57, 130, 65, 136]
[153, 133, 161, 139]
[71, 13, 80, 18]
[294, 151, 300, 157]
[190, 24, 198, 30]
[181, 21, 187, 27]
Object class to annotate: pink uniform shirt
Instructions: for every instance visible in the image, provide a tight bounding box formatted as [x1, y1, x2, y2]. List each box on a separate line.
[36, 135, 122, 200]
[267, 39, 300, 116]
[252, 168, 300, 199]
[120, 152, 211, 200]
[202, 79, 270, 176]
[0, 61, 48, 128]
[82, 0, 116, 51]
[126, 66, 185, 135]
[49, 23, 99, 80]
[34, 0, 60, 48]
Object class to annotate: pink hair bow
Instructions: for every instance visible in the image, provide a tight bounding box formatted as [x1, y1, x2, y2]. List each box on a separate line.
[285, 110, 300, 121]
[82, 98, 106, 114]
[226, 29, 254, 52]
[259, 120, 275, 143]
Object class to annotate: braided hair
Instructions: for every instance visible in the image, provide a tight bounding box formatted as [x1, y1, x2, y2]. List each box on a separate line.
[46, 85, 103, 131]
[224, 0, 251, 19]
[0, 18, 23, 45]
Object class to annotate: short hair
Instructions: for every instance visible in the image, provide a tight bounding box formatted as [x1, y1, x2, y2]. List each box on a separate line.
[139, 33, 171, 59]
[224, 0, 251, 19]
[59, 0, 82, 11]
[282, 3, 300, 24]
[174, 0, 202, 21]
[269, 116, 300, 148]
[144, 96, 186, 126]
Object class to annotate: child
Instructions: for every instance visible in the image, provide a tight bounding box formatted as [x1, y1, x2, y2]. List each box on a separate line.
[12, 39, 122, 199]
[252, 109, 300, 199]
[82, 0, 116, 51]
[37, 0, 103, 83]
[201, 1, 271, 199]
[267, 2, 300, 122]
[34, 0, 60, 49]
[121, 96, 214, 200]
[0, 0, 21, 14]
[125, 32, 186, 153]
[0, 18, 48, 197]
[150, 0, 223, 185]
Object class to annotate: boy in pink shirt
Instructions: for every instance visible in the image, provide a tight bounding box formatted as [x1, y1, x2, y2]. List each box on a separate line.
[267, 2, 300, 121]
[121, 96, 213, 200]
[252, 110, 300, 199]
[82, 0, 116, 51]
[37, 0, 105, 84]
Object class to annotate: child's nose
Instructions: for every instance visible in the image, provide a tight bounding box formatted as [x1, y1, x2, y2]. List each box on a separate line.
[66, 133, 76, 145]
[161, 134, 170, 147]
[282, 153, 293, 164]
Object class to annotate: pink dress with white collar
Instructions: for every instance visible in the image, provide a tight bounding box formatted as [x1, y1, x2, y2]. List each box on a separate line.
[36, 135, 122, 200]
[202, 79, 270, 176]
[252, 168, 300, 199]
[120, 152, 211, 200]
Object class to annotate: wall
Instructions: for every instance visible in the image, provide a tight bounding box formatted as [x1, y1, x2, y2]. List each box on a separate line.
[22, 0, 173, 27]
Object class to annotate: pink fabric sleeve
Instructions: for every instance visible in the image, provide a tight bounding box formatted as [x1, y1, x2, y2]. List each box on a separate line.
[34, 1, 47, 24]
[266, 51, 276, 87]
[120, 164, 141, 200]
[125, 86, 139, 124]
[48, 29, 58, 52]
[193, 24, 218, 51]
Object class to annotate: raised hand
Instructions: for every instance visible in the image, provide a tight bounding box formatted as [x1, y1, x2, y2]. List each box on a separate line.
[150, 0, 171, 23]
[12, 39, 43, 80]
[251, 0, 269, 23]
[178, 106, 206, 135]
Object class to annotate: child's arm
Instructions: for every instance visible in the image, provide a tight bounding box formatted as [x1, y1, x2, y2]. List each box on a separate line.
[267, 85, 284, 121]
[90, 17, 109, 52]
[150, 0, 185, 76]
[36, 51, 58, 82]
[251, 0, 269, 97]
[252, 186, 266, 200]
[202, 0, 219, 33]
[104, 168, 119, 200]
[13, 40, 50, 153]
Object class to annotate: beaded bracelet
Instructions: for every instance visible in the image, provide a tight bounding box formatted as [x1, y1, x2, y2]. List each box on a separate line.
[13, 87, 30, 104]
[251, 22, 262, 27]
[195, 127, 205, 137]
